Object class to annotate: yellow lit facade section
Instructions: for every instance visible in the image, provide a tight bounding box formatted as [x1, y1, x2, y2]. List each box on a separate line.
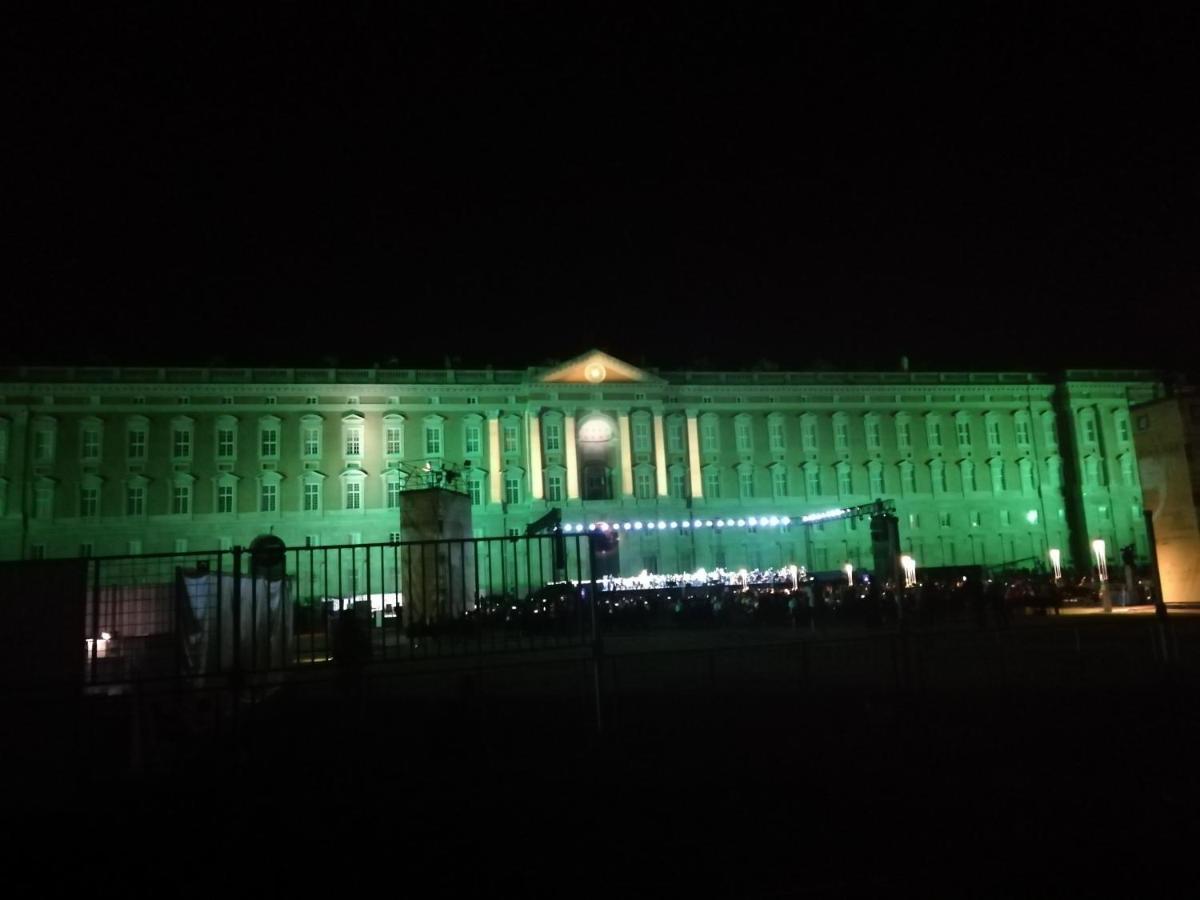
[488, 414, 502, 504]
[528, 411, 544, 500]
[618, 413, 634, 497]
[564, 414, 580, 500]
[653, 413, 668, 496]
[686, 412, 704, 499]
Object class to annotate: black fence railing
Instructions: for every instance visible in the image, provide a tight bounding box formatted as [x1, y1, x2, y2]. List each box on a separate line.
[69, 532, 600, 689]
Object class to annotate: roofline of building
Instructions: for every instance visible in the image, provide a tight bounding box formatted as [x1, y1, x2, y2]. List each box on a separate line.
[0, 364, 1164, 389]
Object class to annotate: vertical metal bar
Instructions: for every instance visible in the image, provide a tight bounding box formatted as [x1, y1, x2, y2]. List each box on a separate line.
[215, 550, 223, 673]
[404, 539, 414, 657]
[392, 541, 401, 656]
[250, 552, 259, 673]
[89, 558, 101, 683]
[589, 533, 603, 734]
[232, 545, 243, 701]
[321, 546, 331, 662]
[366, 542, 373, 662]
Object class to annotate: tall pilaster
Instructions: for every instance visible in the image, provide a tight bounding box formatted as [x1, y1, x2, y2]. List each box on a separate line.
[617, 411, 634, 498]
[686, 409, 704, 500]
[527, 409, 544, 500]
[653, 412, 668, 497]
[487, 410, 503, 504]
[564, 412, 580, 500]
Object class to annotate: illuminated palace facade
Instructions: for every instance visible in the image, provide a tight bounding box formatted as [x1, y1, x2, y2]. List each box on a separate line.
[0, 351, 1162, 576]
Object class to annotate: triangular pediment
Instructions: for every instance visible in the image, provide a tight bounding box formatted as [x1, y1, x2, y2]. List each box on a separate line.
[538, 350, 662, 385]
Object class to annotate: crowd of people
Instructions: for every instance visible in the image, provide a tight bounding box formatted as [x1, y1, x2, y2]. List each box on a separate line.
[407, 569, 1157, 639]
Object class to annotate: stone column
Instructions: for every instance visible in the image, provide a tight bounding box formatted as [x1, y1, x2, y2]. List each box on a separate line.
[527, 409, 544, 500]
[617, 411, 634, 498]
[686, 409, 704, 499]
[653, 412, 668, 497]
[564, 412, 580, 500]
[487, 410, 503, 504]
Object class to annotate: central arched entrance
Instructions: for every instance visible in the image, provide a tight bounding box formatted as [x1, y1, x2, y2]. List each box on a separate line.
[577, 413, 617, 501]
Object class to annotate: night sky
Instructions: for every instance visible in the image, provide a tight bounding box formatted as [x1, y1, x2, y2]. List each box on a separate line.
[8, 3, 1199, 374]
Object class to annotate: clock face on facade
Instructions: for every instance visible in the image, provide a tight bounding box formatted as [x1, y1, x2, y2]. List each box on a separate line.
[584, 363, 607, 384]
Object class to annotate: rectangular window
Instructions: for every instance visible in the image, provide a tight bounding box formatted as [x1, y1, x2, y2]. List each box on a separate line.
[939, 512, 951, 529]
[869, 468, 883, 497]
[173, 429, 192, 459]
[468, 479, 482, 506]
[1083, 415, 1098, 444]
[261, 429, 278, 458]
[544, 422, 562, 452]
[866, 420, 881, 451]
[304, 482, 321, 512]
[772, 468, 788, 498]
[636, 470, 654, 499]
[33, 429, 54, 462]
[701, 419, 718, 452]
[768, 420, 785, 453]
[345, 428, 362, 457]
[1015, 419, 1031, 448]
[385, 426, 403, 456]
[386, 481, 401, 509]
[503, 424, 519, 454]
[344, 482, 361, 510]
[838, 468, 852, 496]
[1044, 417, 1058, 447]
[668, 420, 684, 453]
[956, 419, 971, 448]
[704, 470, 721, 499]
[1000, 509, 1011, 527]
[801, 419, 817, 452]
[971, 511, 981, 527]
[739, 470, 754, 497]
[128, 430, 146, 459]
[806, 468, 820, 497]
[81, 429, 100, 461]
[172, 486, 190, 515]
[633, 421, 651, 453]
[303, 426, 321, 457]
[504, 477, 521, 505]
[987, 420, 1002, 450]
[465, 425, 482, 455]
[126, 487, 145, 516]
[927, 418, 943, 449]
[424, 426, 442, 456]
[1116, 415, 1131, 443]
[80, 487, 98, 518]
[908, 513, 920, 530]
[992, 463, 1007, 492]
[735, 420, 752, 452]
[902, 466, 916, 494]
[834, 420, 848, 452]
[670, 470, 686, 499]
[217, 485, 234, 514]
[217, 429, 235, 459]
[547, 472, 564, 502]
[932, 465, 947, 493]
[261, 483, 278, 512]
[897, 421, 912, 451]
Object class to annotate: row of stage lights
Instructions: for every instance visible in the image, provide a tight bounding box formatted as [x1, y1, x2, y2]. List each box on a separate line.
[559, 516, 794, 534]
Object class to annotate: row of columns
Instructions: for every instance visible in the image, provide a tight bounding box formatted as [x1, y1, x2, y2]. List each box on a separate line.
[481, 408, 705, 504]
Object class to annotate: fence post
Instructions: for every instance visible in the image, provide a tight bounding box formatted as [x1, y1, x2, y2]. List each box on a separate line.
[231, 545, 243, 738]
[588, 535, 604, 736]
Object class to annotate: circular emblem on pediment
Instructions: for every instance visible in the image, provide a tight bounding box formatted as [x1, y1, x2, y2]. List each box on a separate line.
[584, 363, 607, 384]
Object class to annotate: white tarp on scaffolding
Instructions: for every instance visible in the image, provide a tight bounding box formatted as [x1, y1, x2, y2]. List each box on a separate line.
[180, 573, 294, 675]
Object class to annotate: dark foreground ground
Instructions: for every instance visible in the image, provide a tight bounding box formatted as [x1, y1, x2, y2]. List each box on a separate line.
[4, 624, 1199, 898]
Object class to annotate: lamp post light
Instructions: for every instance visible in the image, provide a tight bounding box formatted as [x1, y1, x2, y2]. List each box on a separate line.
[1092, 539, 1111, 612]
[843, 562, 854, 586]
[900, 555, 917, 588]
[1048, 547, 1062, 583]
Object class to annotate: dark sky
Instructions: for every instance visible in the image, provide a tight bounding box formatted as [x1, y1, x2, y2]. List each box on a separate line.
[8, 3, 1199, 374]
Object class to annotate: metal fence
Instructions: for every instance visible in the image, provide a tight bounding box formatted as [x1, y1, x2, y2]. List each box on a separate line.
[73, 532, 599, 689]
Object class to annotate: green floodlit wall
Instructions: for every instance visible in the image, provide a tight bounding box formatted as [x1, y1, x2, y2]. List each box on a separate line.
[0, 359, 1162, 578]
